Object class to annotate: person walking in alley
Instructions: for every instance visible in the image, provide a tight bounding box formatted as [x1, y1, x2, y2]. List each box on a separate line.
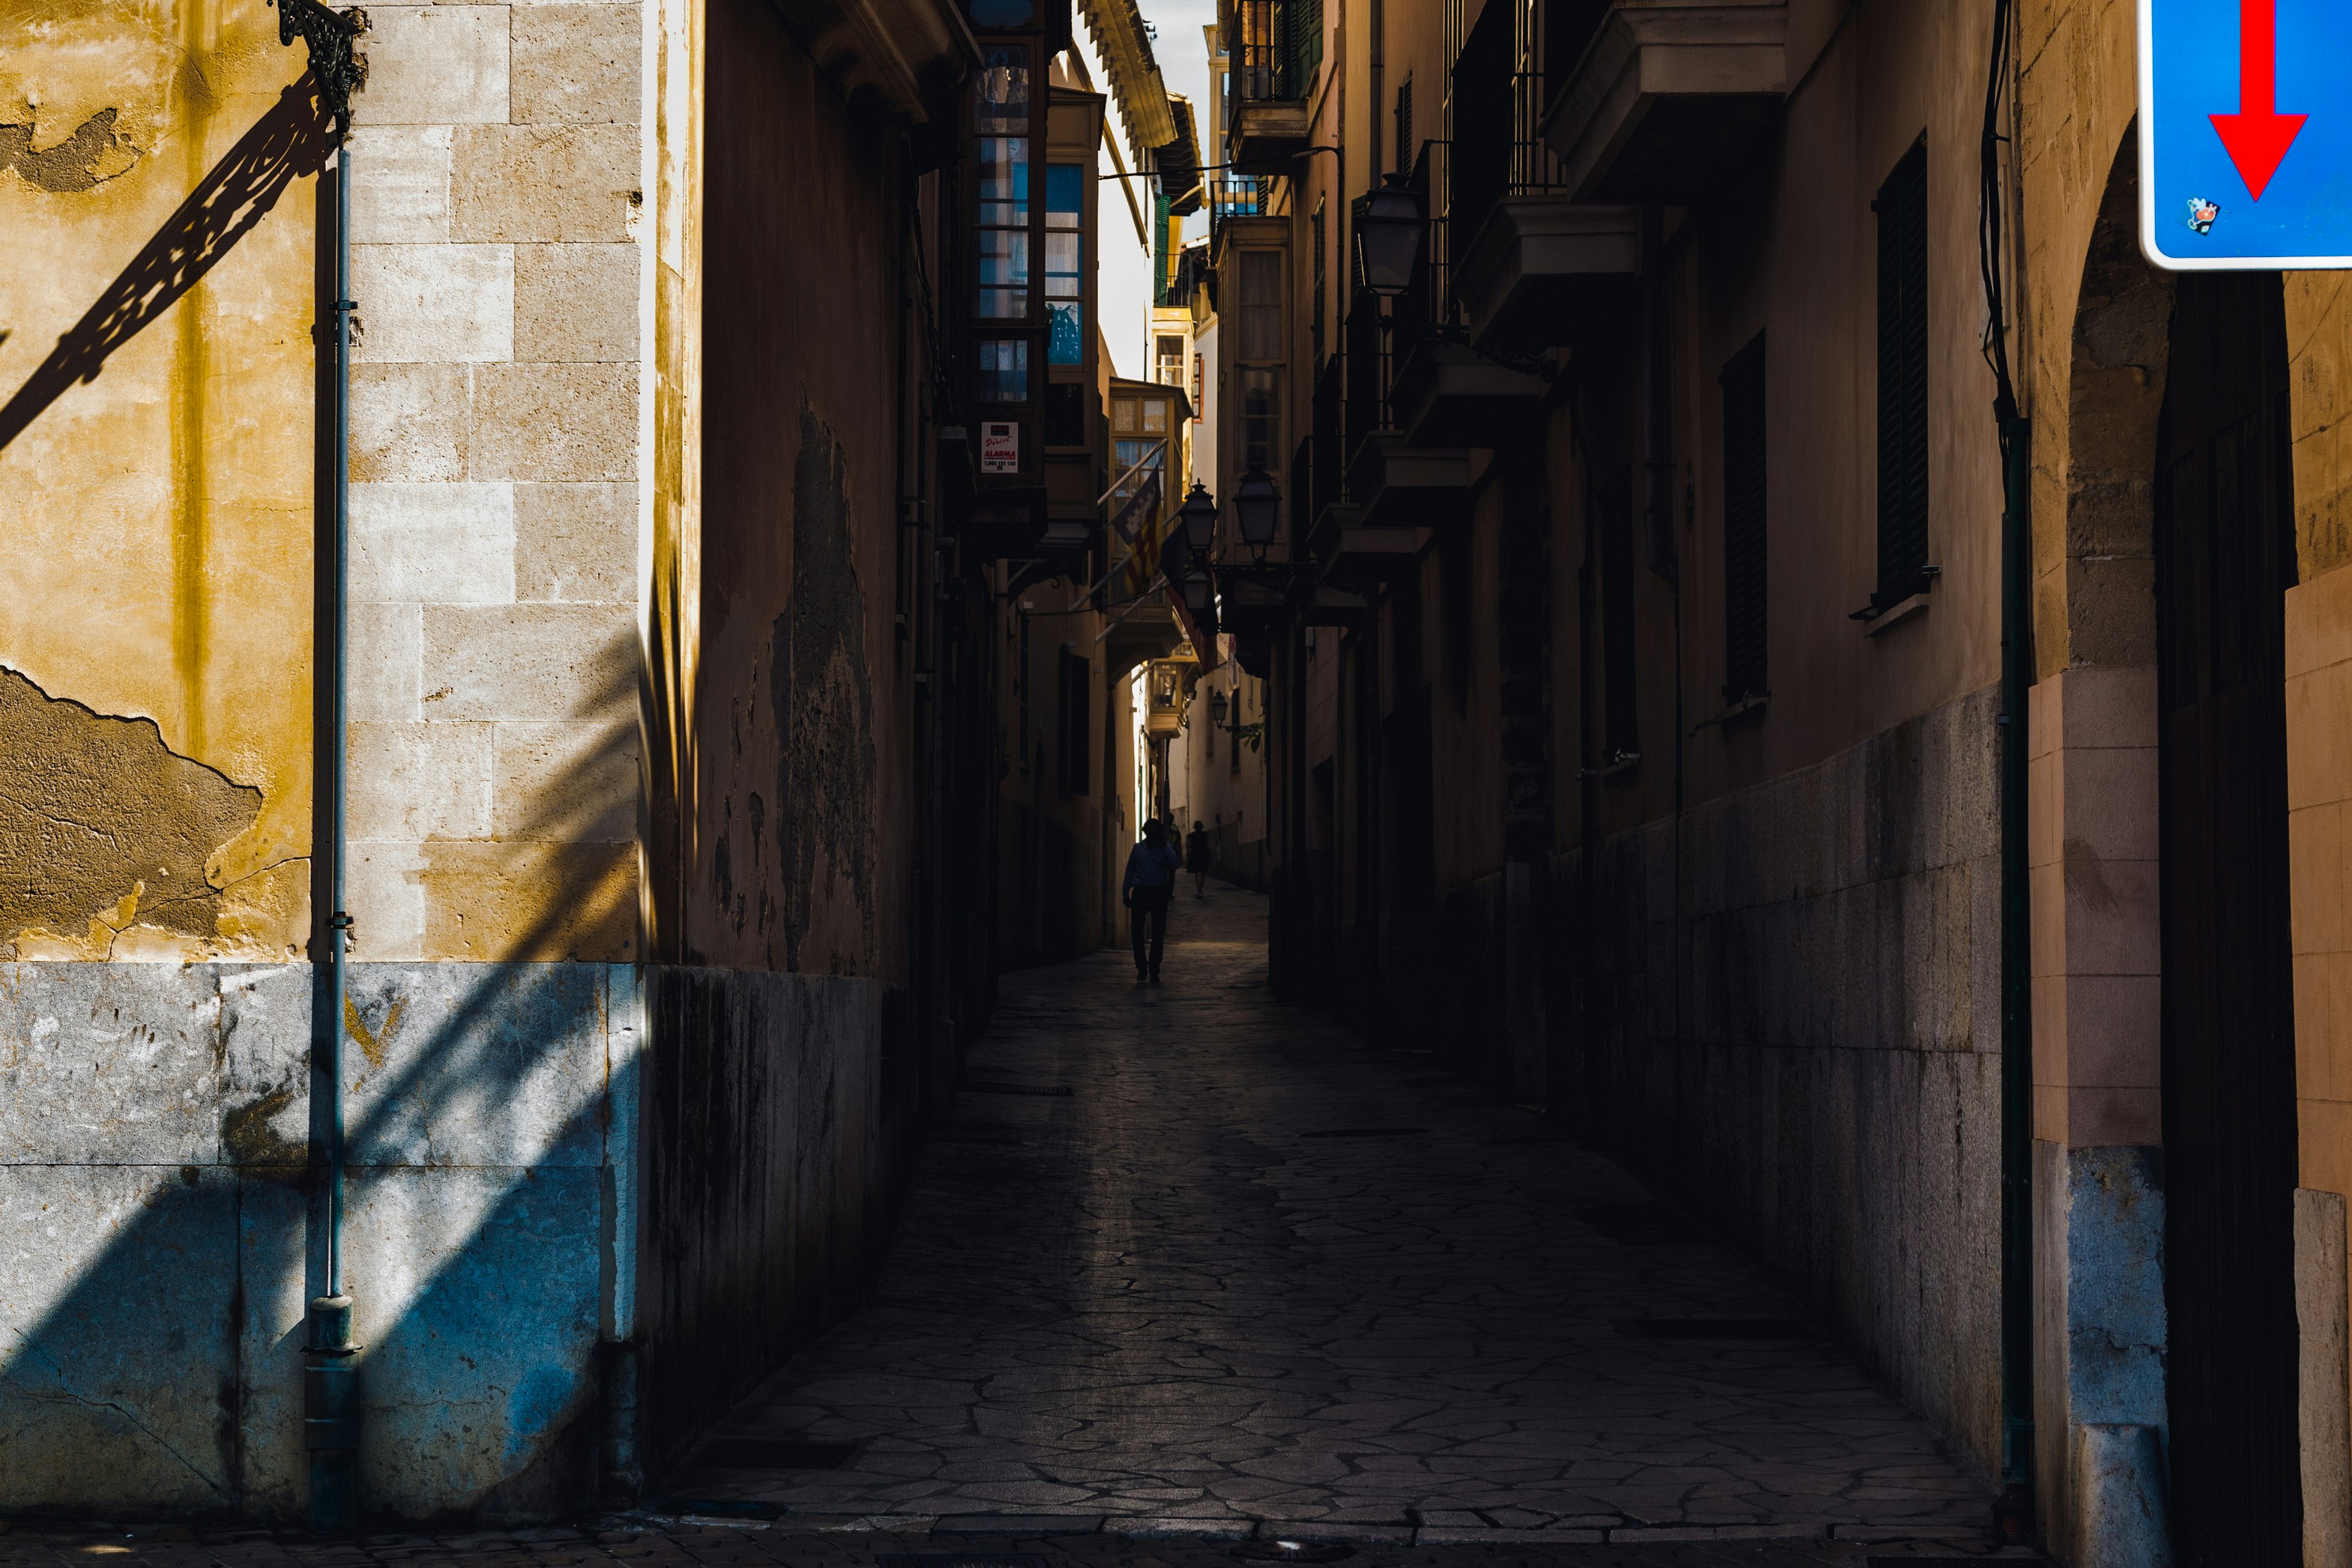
[1122, 820, 1183, 983]
[1186, 820, 1211, 899]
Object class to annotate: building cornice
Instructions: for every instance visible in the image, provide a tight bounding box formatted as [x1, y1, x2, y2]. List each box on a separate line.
[1076, 0, 1177, 151]
[768, 0, 980, 124]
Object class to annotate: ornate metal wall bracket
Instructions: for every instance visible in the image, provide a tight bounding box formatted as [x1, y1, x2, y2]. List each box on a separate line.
[271, 0, 369, 138]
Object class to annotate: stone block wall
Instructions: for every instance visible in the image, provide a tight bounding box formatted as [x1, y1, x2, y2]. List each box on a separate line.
[0, 960, 640, 1520]
[1558, 683, 2006, 1476]
[345, 0, 644, 964]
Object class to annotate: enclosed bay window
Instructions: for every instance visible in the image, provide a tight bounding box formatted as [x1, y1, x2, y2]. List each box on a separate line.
[1046, 163, 1084, 363]
[1241, 367, 1282, 473]
[1237, 249, 1283, 358]
[1110, 391, 1173, 586]
[1112, 396, 1172, 495]
[1233, 247, 1285, 475]
[975, 49, 1033, 319]
[977, 339, 1030, 403]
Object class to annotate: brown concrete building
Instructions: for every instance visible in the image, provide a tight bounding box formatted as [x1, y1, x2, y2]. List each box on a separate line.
[1186, 0, 2352, 1558]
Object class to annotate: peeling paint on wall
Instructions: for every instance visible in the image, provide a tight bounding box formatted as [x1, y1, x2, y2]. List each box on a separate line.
[768, 401, 878, 974]
[1, 10, 319, 968]
[0, 108, 141, 193]
[0, 666, 295, 959]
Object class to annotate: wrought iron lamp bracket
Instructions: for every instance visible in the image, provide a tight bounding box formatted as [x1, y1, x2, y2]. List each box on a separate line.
[271, 0, 370, 137]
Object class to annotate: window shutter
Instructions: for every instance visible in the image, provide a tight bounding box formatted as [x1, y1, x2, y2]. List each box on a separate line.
[1875, 139, 1929, 604]
[1292, 0, 1321, 88]
[1721, 332, 1767, 703]
[1599, 467, 1639, 761]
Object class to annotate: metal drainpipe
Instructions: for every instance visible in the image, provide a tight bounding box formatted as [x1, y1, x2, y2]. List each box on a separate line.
[1997, 412, 2033, 1525]
[307, 133, 364, 1534]
[271, 0, 368, 1525]
[1976, 0, 2033, 1531]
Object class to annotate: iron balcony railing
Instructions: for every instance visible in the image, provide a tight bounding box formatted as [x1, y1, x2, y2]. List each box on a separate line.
[1420, 0, 1571, 329]
[1541, 0, 1611, 112]
[1228, 0, 1318, 130]
[1402, 138, 1447, 340]
[1447, 0, 1574, 293]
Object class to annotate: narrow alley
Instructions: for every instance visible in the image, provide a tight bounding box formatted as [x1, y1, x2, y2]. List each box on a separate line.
[657, 888, 1990, 1549]
[17, 0, 2352, 1555]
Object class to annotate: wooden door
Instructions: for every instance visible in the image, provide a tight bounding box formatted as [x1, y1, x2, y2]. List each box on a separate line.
[2156, 269, 2301, 1565]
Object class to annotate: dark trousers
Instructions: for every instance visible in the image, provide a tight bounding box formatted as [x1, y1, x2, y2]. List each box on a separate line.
[1130, 886, 1171, 975]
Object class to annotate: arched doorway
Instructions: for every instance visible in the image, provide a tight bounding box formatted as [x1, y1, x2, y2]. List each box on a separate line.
[2156, 268, 2303, 1561]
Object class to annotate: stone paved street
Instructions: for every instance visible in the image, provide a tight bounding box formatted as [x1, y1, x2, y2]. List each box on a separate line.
[0, 1519, 2036, 1568]
[0, 892, 2031, 1567]
[652, 887, 2004, 1555]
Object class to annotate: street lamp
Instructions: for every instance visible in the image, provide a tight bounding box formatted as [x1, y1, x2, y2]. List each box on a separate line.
[1180, 566, 1217, 630]
[1158, 526, 1190, 582]
[1209, 689, 1229, 728]
[1234, 465, 1281, 562]
[1353, 172, 1425, 299]
[1177, 480, 1218, 556]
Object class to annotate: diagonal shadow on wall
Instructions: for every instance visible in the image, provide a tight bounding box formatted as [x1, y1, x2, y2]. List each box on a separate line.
[0, 78, 334, 454]
[0, 639, 645, 1520]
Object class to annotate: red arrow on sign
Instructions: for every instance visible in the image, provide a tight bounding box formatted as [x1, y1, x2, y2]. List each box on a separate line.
[2210, 0, 2306, 200]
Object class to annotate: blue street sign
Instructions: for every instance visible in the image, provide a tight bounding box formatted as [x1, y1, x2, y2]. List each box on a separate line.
[2139, 0, 2352, 269]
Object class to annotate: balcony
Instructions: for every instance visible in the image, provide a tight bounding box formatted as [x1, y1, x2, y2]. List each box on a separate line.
[1224, 0, 1315, 171]
[1435, 5, 1639, 352]
[1104, 601, 1191, 677]
[1287, 576, 1371, 627]
[1450, 200, 1639, 350]
[1307, 501, 1429, 588]
[1540, 0, 1788, 202]
[1216, 573, 1290, 633]
[1333, 294, 1473, 532]
[1390, 337, 1546, 449]
[1346, 435, 1474, 534]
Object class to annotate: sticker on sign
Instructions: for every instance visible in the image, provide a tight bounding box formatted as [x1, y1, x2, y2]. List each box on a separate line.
[2139, 0, 2352, 269]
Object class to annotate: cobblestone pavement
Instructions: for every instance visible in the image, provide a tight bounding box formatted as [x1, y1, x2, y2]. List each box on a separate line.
[0, 1520, 2039, 1568]
[0, 893, 2027, 1567]
[647, 886, 2006, 1557]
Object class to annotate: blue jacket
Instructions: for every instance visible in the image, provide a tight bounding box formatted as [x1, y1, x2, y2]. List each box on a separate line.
[1122, 839, 1182, 893]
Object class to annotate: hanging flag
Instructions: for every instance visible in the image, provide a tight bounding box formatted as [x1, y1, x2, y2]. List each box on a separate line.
[1109, 468, 1160, 545]
[1115, 470, 1163, 599]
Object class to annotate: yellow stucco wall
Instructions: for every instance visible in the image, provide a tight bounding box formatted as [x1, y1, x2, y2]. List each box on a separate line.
[1, 0, 319, 960]
[3, 0, 653, 967]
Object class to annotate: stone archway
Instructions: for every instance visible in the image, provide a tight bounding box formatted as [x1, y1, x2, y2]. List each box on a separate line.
[2033, 121, 2311, 1567]
[2057, 128, 2173, 675]
[2027, 126, 2175, 1565]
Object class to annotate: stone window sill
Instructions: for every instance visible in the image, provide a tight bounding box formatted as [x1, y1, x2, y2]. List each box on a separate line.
[1861, 593, 1931, 636]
